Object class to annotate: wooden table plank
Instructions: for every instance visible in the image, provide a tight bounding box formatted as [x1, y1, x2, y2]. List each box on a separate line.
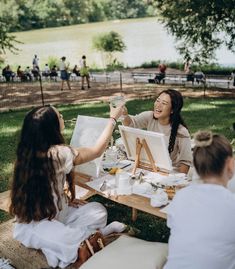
[74, 173, 167, 220]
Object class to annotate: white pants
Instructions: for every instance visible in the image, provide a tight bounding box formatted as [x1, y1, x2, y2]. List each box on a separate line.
[13, 202, 107, 268]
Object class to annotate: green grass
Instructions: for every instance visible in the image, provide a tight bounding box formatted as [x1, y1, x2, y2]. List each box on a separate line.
[0, 97, 234, 240]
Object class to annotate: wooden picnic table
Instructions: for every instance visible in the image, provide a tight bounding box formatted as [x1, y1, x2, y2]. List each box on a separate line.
[74, 172, 167, 221]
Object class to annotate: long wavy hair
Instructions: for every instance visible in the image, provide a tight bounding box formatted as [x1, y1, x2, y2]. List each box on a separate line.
[157, 89, 187, 153]
[10, 106, 73, 223]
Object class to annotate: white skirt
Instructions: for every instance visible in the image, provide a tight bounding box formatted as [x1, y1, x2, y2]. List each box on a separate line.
[13, 202, 107, 268]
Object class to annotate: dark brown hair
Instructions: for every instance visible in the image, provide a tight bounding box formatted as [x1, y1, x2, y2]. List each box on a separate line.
[10, 106, 73, 223]
[157, 89, 187, 153]
[193, 131, 233, 178]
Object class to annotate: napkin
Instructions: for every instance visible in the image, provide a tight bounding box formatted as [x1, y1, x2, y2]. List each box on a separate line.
[150, 189, 168, 207]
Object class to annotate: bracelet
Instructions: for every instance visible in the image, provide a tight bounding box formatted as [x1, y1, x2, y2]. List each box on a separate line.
[110, 117, 117, 127]
[110, 117, 117, 123]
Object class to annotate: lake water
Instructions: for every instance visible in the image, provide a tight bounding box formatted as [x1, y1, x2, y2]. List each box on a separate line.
[4, 17, 235, 68]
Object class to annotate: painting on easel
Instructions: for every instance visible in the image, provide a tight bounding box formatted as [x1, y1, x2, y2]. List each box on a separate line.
[119, 125, 172, 174]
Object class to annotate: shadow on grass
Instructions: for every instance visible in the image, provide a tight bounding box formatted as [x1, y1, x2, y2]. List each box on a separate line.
[0, 209, 12, 224]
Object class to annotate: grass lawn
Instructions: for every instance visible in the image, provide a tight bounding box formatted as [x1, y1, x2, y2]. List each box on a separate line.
[0, 97, 234, 237]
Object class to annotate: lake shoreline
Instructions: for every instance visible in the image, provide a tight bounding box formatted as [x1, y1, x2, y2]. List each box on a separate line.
[4, 17, 234, 69]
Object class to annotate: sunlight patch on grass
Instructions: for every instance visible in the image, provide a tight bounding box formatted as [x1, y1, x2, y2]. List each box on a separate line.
[2, 163, 14, 175]
[0, 126, 20, 136]
[184, 102, 217, 111]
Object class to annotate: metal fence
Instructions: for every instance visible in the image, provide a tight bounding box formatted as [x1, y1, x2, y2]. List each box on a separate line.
[0, 71, 234, 111]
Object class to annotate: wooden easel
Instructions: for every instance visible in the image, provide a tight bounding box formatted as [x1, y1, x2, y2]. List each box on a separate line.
[130, 137, 160, 221]
[132, 137, 159, 175]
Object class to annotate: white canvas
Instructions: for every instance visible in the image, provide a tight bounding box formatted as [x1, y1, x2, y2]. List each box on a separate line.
[119, 125, 172, 172]
[70, 115, 109, 177]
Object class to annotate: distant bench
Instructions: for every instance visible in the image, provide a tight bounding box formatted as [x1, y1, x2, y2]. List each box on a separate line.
[90, 72, 111, 83]
[132, 72, 233, 88]
[132, 72, 193, 85]
[132, 72, 155, 83]
[205, 76, 232, 88]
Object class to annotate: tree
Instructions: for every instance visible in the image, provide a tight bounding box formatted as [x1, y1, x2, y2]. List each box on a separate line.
[105, 0, 148, 19]
[0, 21, 19, 55]
[93, 31, 126, 67]
[155, 0, 235, 63]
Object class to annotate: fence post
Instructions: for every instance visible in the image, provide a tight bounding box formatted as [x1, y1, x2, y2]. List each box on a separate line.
[39, 74, 45, 106]
[120, 71, 122, 91]
[203, 75, 206, 98]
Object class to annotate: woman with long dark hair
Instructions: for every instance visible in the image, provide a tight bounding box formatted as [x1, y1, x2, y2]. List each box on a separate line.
[10, 104, 125, 268]
[122, 89, 192, 173]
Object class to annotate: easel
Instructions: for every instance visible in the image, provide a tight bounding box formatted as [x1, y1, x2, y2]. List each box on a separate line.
[132, 137, 159, 175]
[131, 137, 165, 221]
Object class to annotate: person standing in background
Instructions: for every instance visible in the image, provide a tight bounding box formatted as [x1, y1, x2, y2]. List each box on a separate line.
[231, 69, 235, 87]
[32, 55, 39, 70]
[184, 58, 194, 83]
[80, 55, 90, 90]
[59, 56, 71, 91]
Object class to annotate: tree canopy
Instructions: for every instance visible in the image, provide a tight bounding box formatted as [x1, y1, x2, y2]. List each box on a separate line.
[93, 31, 126, 67]
[0, 0, 154, 32]
[0, 21, 19, 55]
[155, 0, 235, 63]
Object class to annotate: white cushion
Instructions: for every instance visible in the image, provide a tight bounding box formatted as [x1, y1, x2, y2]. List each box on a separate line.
[80, 235, 168, 269]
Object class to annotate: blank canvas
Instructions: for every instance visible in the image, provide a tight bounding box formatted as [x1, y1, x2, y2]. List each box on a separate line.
[70, 115, 109, 177]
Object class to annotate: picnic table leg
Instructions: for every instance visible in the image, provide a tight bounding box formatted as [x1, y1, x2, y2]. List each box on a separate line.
[132, 208, 138, 221]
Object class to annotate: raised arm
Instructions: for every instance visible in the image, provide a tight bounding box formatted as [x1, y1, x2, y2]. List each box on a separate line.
[74, 104, 124, 165]
[121, 106, 133, 126]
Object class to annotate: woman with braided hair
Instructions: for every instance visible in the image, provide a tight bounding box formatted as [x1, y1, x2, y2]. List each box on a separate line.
[122, 89, 192, 173]
[164, 131, 235, 269]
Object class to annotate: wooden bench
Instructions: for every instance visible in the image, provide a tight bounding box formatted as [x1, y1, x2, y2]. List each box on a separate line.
[90, 72, 111, 83]
[205, 76, 232, 88]
[132, 72, 196, 85]
[132, 72, 155, 83]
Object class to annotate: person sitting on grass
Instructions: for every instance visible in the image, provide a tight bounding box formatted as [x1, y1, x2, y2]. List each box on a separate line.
[122, 89, 192, 173]
[10, 104, 126, 269]
[164, 130, 235, 269]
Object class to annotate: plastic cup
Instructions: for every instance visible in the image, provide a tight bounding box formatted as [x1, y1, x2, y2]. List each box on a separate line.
[110, 96, 125, 108]
[110, 96, 125, 120]
[105, 148, 118, 164]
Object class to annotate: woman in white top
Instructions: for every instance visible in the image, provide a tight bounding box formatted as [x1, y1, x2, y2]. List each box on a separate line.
[60, 56, 71, 91]
[10, 104, 125, 268]
[165, 131, 235, 269]
[122, 89, 192, 173]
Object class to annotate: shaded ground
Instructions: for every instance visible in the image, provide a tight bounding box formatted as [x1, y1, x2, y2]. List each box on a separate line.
[0, 78, 234, 111]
